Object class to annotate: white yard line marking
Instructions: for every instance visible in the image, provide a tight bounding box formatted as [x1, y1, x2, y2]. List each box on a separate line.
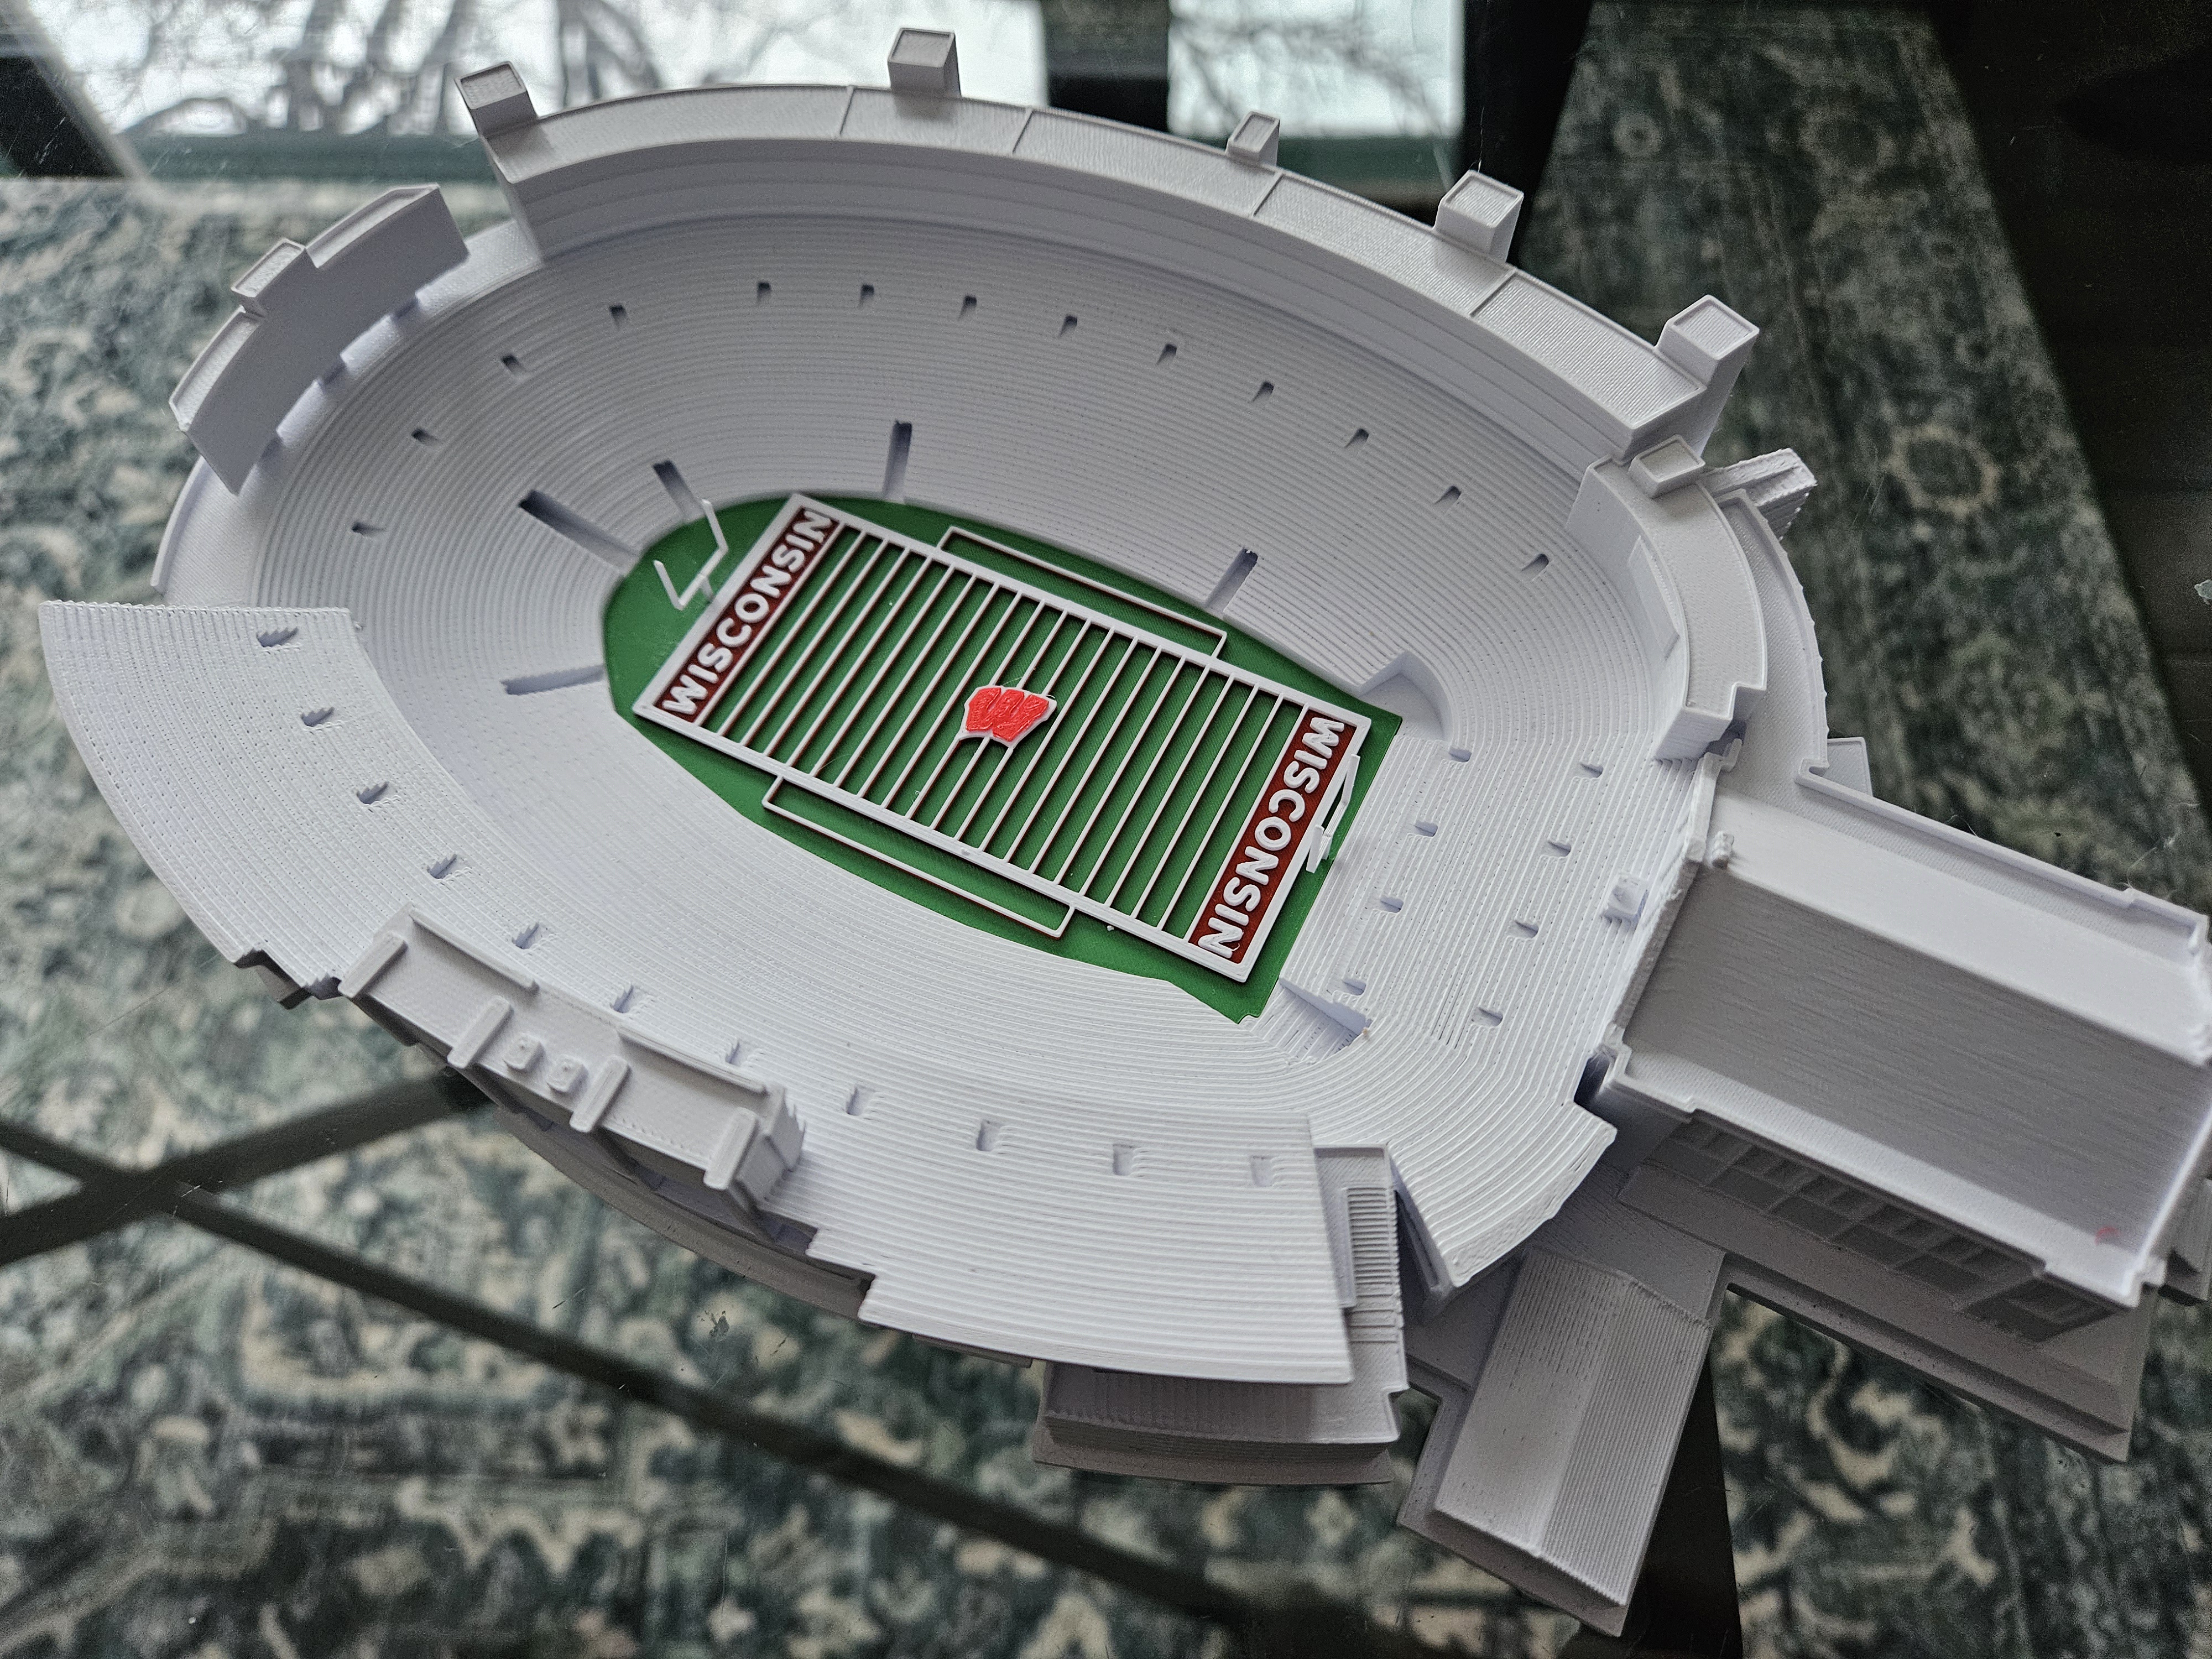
[1129, 681, 1262, 921]
[711, 529, 870, 738]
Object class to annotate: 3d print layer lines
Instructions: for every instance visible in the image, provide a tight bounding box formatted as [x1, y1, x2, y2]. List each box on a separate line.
[40, 50, 2212, 1639]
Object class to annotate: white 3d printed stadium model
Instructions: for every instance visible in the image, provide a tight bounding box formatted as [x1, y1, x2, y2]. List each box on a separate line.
[36, 32, 2212, 1635]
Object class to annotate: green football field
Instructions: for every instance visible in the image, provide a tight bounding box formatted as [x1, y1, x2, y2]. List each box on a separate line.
[604, 495, 1397, 1020]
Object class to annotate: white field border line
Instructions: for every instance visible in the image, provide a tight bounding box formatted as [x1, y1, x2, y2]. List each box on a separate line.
[760, 777, 1076, 941]
[935, 524, 1229, 660]
[636, 496, 1366, 982]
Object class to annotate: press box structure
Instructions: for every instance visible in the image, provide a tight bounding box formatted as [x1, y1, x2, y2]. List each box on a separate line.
[38, 35, 2212, 1634]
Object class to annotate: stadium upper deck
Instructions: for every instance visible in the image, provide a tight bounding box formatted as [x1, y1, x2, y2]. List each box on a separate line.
[39, 35, 2212, 1635]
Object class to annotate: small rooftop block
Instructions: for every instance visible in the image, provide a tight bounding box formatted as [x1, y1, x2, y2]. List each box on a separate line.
[1435, 170, 1525, 259]
[1657, 295, 1759, 382]
[888, 28, 961, 97]
[459, 62, 536, 137]
[1227, 112, 1281, 168]
[229, 241, 311, 316]
[1629, 436, 1707, 498]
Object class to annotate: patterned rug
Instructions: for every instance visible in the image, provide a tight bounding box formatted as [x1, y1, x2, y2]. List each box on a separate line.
[1, 7, 2206, 1656]
[1521, 9, 2212, 1658]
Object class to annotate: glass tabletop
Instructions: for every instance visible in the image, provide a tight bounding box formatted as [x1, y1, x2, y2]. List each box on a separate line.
[4, 2, 2212, 1655]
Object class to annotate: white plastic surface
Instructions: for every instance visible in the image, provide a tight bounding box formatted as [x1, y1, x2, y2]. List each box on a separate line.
[1604, 498, 2212, 1316]
[40, 601, 1355, 1384]
[156, 201, 1693, 1299]
[1030, 1146, 1406, 1483]
[172, 186, 467, 489]
[44, 55, 2212, 1629]
[1225, 111, 1281, 169]
[1400, 1173, 1724, 1635]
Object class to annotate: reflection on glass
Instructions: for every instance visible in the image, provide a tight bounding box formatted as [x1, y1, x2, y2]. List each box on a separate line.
[1173, 0, 1457, 137]
[33, 0, 1046, 139]
[32, 0, 1453, 150]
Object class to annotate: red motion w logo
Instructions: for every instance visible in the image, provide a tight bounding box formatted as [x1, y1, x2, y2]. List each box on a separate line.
[962, 685, 1055, 744]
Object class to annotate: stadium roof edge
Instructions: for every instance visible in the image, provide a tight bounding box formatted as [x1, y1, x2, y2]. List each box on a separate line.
[458, 77, 1717, 475]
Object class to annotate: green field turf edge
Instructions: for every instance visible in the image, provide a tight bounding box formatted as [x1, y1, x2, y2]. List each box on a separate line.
[603, 494, 1400, 1022]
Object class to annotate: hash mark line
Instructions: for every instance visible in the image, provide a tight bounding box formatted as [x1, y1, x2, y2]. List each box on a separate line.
[924, 528, 1280, 692]
[981, 635, 1128, 865]
[890, 585, 1036, 817]
[781, 549, 935, 774]
[926, 601, 1062, 832]
[926, 598, 1048, 818]
[1008, 638, 1147, 873]
[804, 552, 953, 782]
[868, 576, 1009, 806]
[951, 617, 1094, 844]
[1131, 680, 1260, 921]
[936, 524, 1229, 659]
[730, 748, 1263, 979]
[1058, 658, 1195, 892]
[826, 551, 966, 787]
[883, 588, 1024, 813]
[975, 627, 1120, 857]
[760, 778, 1075, 941]
[1000, 604, 1076, 707]
[711, 529, 868, 737]
[1115, 672, 1239, 911]
[941, 606, 1081, 836]
[987, 595, 1066, 708]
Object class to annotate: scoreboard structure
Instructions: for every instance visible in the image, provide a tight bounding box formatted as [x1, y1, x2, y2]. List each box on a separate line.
[39, 35, 2212, 1637]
